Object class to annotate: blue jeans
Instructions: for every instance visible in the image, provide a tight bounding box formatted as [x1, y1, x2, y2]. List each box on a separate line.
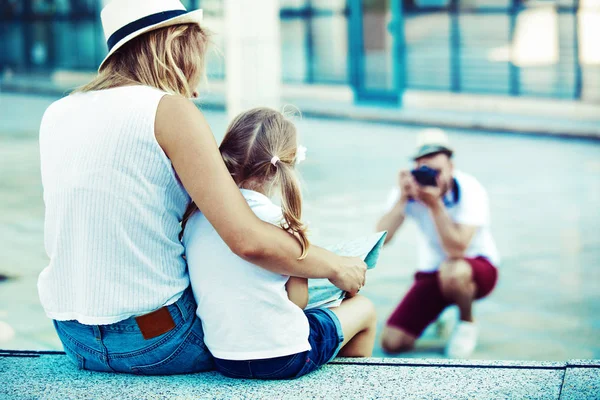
[214, 308, 344, 380]
[53, 288, 214, 375]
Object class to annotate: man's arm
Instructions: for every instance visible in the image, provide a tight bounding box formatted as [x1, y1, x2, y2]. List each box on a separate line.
[429, 200, 477, 258]
[376, 171, 417, 245]
[416, 183, 477, 258]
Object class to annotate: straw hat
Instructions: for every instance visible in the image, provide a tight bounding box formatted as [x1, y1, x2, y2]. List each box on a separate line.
[412, 128, 454, 160]
[99, 0, 203, 71]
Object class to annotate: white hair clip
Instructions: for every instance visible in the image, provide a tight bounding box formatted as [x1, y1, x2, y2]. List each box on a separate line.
[271, 156, 280, 166]
[296, 145, 307, 165]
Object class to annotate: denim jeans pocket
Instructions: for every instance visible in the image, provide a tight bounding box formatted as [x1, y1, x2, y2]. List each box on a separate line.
[62, 343, 86, 370]
[130, 330, 214, 375]
[215, 353, 305, 380]
[53, 320, 87, 371]
[252, 353, 305, 379]
[293, 357, 320, 379]
[213, 360, 252, 379]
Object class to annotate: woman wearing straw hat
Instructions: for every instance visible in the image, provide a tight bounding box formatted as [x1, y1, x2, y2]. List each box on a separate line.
[37, 0, 366, 375]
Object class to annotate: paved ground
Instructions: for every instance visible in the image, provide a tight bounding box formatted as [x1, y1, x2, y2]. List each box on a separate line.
[0, 93, 599, 361]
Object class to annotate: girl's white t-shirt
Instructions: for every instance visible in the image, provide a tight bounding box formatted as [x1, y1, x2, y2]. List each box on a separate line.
[183, 189, 311, 361]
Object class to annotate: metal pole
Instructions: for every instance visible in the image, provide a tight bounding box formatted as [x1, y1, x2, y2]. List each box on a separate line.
[573, 0, 582, 99]
[392, 0, 406, 106]
[45, 1, 55, 71]
[348, 0, 365, 99]
[95, 0, 104, 69]
[22, 0, 33, 71]
[508, 0, 520, 96]
[306, 0, 315, 84]
[449, 0, 461, 92]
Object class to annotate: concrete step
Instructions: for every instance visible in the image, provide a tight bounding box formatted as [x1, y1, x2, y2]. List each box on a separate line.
[1, 350, 598, 399]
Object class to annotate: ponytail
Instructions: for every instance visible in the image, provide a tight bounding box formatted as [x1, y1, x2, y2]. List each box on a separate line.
[275, 162, 310, 260]
[180, 107, 310, 260]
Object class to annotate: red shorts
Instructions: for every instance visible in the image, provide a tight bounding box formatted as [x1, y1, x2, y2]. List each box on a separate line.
[386, 256, 498, 338]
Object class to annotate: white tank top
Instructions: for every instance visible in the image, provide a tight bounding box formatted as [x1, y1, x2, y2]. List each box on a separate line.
[183, 189, 311, 360]
[38, 86, 190, 325]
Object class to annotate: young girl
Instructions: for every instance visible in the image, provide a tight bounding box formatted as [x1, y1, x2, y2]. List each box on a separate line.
[182, 108, 377, 380]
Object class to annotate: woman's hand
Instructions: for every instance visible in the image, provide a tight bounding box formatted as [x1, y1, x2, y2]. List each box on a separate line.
[329, 256, 367, 296]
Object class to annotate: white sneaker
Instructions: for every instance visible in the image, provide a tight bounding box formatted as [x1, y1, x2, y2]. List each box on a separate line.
[445, 321, 478, 359]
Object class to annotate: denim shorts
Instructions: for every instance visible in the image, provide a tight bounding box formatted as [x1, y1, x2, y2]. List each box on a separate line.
[214, 307, 344, 380]
[53, 288, 214, 375]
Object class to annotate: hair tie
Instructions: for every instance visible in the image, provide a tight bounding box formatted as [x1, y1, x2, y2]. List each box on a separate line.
[270, 156, 280, 166]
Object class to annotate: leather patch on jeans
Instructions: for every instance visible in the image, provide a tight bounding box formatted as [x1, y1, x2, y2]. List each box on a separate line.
[135, 307, 176, 340]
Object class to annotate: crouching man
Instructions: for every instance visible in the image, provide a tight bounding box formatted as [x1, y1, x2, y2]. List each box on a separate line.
[377, 129, 500, 358]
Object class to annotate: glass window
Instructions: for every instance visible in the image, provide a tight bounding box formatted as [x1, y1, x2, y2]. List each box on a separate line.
[200, 0, 225, 79]
[457, 0, 510, 10]
[404, 12, 452, 90]
[0, 23, 24, 68]
[280, 1, 349, 84]
[54, 0, 71, 14]
[556, 0, 576, 7]
[1, 0, 23, 17]
[311, 14, 348, 83]
[414, 0, 451, 9]
[280, 0, 308, 8]
[70, 0, 97, 14]
[312, 0, 346, 11]
[53, 19, 99, 69]
[362, 0, 395, 90]
[458, 14, 511, 94]
[281, 18, 309, 82]
[179, 0, 195, 9]
[199, 0, 224, 17]
[31, 0, 54, 15]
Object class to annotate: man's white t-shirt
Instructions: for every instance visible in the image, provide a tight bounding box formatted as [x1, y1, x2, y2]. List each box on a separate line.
[183, 189, 311, 361]
[385, 170, 500, 272]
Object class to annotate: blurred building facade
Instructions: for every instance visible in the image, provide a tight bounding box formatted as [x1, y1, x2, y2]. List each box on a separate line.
[1, 0, 599, 103]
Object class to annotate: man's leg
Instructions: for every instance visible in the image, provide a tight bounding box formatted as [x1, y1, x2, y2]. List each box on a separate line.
[382, 272, 449, 354]
[381, 325, 416, 354]
[439, 257, 498, 358]
[438, 259, 476, 322]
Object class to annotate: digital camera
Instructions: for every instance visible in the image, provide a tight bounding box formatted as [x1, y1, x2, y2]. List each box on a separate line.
[411, 165, 439, 187]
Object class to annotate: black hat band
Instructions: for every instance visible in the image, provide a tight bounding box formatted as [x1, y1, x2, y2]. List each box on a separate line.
[107, 10, 188, 51]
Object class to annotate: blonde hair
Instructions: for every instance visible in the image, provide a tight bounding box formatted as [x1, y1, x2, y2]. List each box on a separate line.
[76, 23, 210, 97]
[182, 107, 310, 259]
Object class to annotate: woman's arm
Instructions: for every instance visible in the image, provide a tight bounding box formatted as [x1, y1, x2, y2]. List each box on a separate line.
[155, 96, 366, 294]
[285, 277, 308, 309]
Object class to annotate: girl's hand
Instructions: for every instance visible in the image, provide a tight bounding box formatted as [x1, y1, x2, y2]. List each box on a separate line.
[329, 256, 367, 296]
